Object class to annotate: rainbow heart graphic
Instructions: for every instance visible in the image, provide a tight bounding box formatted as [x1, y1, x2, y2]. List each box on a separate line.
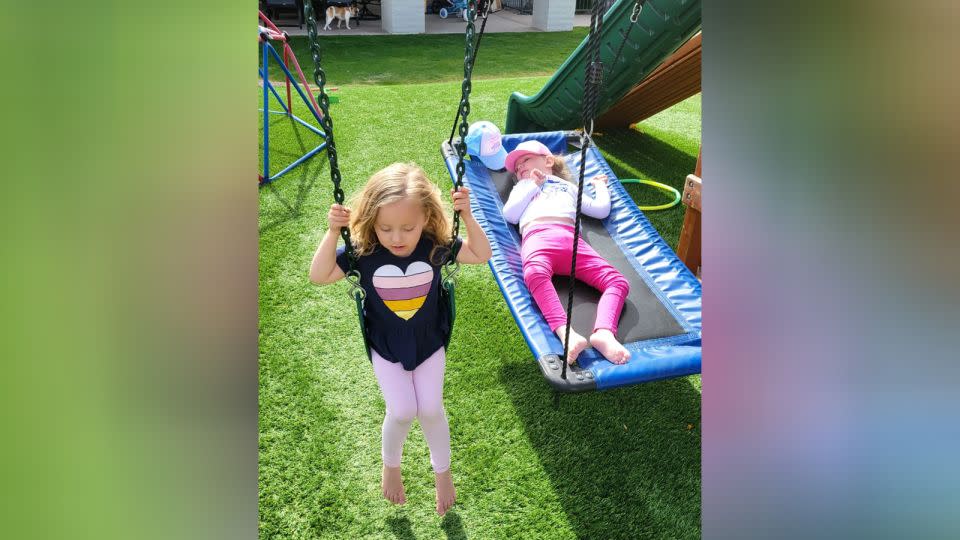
[372, 262, 434, 321]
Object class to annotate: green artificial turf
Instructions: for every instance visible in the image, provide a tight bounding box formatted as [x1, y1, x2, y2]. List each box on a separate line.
[260, 70, 701, 538]
[262, 30, 591, 86]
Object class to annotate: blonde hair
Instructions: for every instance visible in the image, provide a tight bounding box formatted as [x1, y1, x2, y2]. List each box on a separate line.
[550, 154, 571, 181]
[348, 162, 452, 257]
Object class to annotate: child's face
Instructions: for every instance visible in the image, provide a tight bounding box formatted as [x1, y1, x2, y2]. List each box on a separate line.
[375, 197, 426, 258]
[514, 153, 555, 181]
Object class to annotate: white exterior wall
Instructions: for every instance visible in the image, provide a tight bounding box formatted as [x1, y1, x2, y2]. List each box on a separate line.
[381, 0, 425, 34]
[532, 0, 576, 31]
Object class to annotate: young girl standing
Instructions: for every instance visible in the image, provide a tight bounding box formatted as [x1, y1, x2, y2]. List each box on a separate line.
[502, 140, 632, 366]
[309, 162, 491, 516]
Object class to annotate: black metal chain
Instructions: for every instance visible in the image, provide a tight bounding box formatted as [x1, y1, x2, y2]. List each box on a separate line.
[561, 0, 606, 379]
[448, 0, 481, 264]
[304, 2, 356, 268]
[447, 0, 492, 146]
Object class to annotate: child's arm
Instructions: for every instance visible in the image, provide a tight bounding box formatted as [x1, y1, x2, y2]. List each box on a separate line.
[501, 178, 541, 224]
[579, 174, 612, 219]
[309, 204, 350, 284]
[451, 187, 492, 264]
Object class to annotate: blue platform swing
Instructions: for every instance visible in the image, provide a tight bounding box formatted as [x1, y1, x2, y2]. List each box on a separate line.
[440, 0, 702, 396]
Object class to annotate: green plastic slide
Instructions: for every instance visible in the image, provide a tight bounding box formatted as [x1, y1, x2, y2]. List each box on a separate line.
[504, 0, 701, 134]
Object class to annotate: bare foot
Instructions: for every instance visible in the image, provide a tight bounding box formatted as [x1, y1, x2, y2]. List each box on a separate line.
[589, 329, 631, 364]
[435, 470, 456, 515]
[382, 465, 406, 505]
[555, 327, 590, 365]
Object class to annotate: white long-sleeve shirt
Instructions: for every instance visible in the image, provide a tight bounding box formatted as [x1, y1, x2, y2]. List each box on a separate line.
[502, 175, 611, 234]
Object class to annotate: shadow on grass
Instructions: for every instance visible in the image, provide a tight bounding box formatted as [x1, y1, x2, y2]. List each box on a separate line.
[387, 515, 415, 539]
[595, 127, 697, 189]
[594, 127, 698, 248]
[500, 361, 701, 539]
[383, 508, 467, 539]
[441, 510, 467, 539]
[259, 115, 326, 235]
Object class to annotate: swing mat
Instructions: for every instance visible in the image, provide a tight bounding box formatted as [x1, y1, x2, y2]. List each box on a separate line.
[441, 131, 701, 392]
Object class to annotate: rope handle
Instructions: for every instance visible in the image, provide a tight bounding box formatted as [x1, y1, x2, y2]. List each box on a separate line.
[561, 0, 607, 378]
[609, 0, 646, 77]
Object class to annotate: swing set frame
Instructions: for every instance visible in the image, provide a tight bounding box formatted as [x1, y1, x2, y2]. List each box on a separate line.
[258, 11, 327, 186]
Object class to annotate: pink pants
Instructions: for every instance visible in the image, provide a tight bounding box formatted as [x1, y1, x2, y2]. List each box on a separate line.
[371, 347, 450, 473]
[521, 223, 630, 334]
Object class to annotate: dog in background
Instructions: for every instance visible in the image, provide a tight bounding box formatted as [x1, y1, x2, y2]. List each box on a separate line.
[324, 4, 359, 30]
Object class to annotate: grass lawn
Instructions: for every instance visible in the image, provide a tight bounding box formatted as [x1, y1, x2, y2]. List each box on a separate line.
[259, 33, 701, 539]
[262, 31, 591, 86]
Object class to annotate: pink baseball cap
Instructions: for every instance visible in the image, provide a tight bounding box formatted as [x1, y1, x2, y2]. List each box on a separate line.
[504, 140, 554, 174]
[464, 121, 508, 170]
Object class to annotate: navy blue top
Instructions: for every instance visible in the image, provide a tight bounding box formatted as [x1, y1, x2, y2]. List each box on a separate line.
[336, 236, 459, 371]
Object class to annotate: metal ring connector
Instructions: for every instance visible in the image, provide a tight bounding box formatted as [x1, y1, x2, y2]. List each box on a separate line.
[345, 270, 365, 301]
[443, 260, 462, 283]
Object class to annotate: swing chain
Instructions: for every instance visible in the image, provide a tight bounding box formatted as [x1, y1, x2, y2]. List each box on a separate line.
[451, 0, 479, 242]
[445, 0, 491, 255]
[447, 0, 492, 145]
[304, 2, 357, 265]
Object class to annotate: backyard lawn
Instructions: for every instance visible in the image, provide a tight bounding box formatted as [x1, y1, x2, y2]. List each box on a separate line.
[262, 31, 591, 85]
[259, 31, 701, 539]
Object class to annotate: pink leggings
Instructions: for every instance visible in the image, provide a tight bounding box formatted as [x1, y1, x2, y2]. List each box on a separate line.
[371, 347, 450, 473]
[521, 223, 630, 334]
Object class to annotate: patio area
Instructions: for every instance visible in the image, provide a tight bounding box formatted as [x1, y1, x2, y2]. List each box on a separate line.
[268, 6, 593, 36]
